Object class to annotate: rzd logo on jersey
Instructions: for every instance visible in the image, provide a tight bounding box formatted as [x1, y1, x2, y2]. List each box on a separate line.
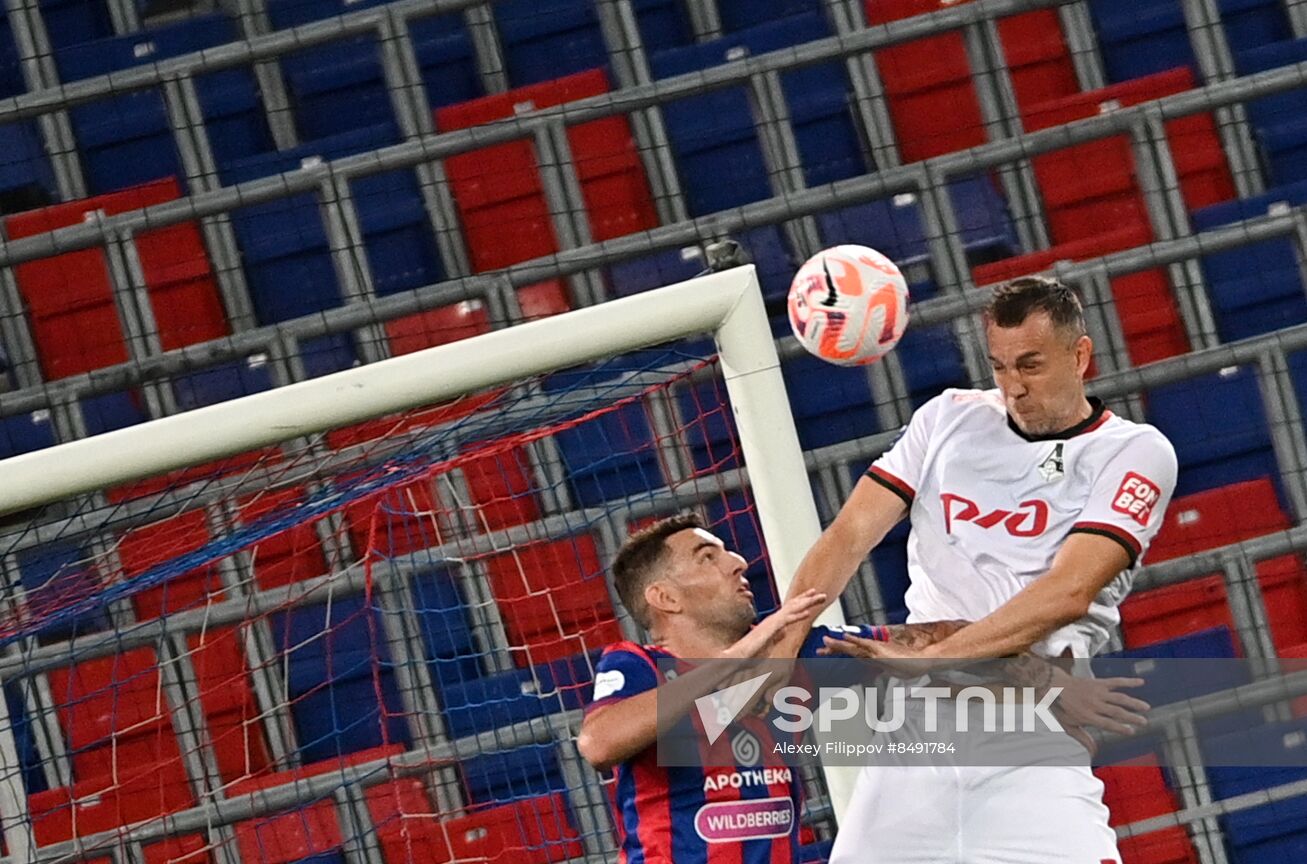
[941, 493, 1050, 537]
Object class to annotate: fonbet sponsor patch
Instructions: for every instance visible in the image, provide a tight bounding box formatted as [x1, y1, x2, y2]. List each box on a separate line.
[1111, 471, 1160, 526]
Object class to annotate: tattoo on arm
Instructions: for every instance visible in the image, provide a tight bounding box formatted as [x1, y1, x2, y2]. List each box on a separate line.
[883, 620, 968, 650]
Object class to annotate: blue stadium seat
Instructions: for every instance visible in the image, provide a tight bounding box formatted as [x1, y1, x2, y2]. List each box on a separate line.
[894, 278, 970, 404]
[783, 348, 880, 450]
[441, 652, 596, 739]
[463, 743, 568, 803]
[271, 4, 479, 124]
[0, 14, 26, 99]
[1090, 0, 1291, 84]
[0, 409, 56, 459]
[706, 490, 781, 608]
[1191, 180, 1307, 340]
[650, 12, 860, 216]
[493, 0, 609, 85]
[550, 391, 664, 508]
[272, 593, 410, 763]
[39, 0, 114, 50]
[0, 122, 57, 214]
[717, 0, 823, 33]
[800, 840, 835, 863]
[636, 0, 696, 50]
[1145, 367, 1278, 497]
[1233, 36, 1307, 185]
[3, 684, 47, 794]
[606, 245, 706, 297]
[16, 542, 110, 642]
[55, 15, 274, 191]
[816, 177, 1020, 268]
[870, 518, 911, 625]
[1203, 719, 1307, 861]
[81, 391, 147, 435]
[739, 225, 801, 302]
[222, 123, 422, 376]
[172, 361, 276, 412]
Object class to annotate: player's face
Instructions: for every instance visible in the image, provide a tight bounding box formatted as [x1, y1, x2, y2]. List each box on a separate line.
[986, 312, 1092, 435]
[660, 528, 756, 637]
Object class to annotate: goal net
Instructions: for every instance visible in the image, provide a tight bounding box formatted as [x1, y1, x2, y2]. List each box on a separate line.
[0, 266, 843, 864]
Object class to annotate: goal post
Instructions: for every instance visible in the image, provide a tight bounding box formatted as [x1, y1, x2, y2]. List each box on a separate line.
[0, 263, 858, 861]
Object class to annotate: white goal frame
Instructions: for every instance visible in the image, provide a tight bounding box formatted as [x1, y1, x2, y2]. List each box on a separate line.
[0, 265, 857, 850]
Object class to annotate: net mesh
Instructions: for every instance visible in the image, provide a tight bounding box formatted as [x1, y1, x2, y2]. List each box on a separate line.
[0, 342, 829, 864]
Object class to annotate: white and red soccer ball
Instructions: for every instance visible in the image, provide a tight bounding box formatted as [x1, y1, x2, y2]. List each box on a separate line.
[786, 244, 909, 366]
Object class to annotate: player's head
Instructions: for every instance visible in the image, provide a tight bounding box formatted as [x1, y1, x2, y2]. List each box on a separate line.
[983, 276, 1093, 435]
[611, 513, 755, 642]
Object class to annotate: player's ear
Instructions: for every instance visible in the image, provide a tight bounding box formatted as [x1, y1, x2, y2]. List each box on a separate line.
[644, 579, 681, 616]
[1073, 333, 1092, 377]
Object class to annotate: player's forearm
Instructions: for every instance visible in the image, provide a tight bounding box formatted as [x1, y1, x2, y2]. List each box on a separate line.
[923, 578, 1088, 659]
[577, 661, 762, 772]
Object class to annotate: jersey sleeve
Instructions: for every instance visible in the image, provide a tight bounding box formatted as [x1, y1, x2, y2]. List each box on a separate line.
[866, 394, 947, 507]
[1067, 430, 1178, 567]
[586, 643, 659, 714]
[799, 623, 890, 658]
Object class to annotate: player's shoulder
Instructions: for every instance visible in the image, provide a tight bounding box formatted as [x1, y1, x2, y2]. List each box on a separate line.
[598, 640, 663, 667]
[1098, 412, 1178, 462]
[916, 387, 1004, 421]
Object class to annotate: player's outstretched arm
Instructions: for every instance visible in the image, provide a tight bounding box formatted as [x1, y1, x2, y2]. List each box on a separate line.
[775, 475, 907, 658]
[576, 590, 826, 772]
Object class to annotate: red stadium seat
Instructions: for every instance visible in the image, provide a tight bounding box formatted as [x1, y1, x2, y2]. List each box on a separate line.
[864, 0, 1077, 162]
[1021, 68, 1235, 244]
[1149, 478, 1292, 562]
[435, 68, 656, 320]
[1095, 756, 1200, 864]
[5, 177, 227, 380]
[484, 536, 621, 667]
[972, 225, 1189, 365]
[239, 487, 330, 590]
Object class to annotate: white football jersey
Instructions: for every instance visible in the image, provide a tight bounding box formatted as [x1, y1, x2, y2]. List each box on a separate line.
[868, 388, 1178, 658]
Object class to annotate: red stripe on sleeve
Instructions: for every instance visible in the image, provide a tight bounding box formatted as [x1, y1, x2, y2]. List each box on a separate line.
[1070, 521, 1143, 558]
[867, 465, 915, 503]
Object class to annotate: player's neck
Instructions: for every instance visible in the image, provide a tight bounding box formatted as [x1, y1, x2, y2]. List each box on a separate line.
[654, 622, 737, 658]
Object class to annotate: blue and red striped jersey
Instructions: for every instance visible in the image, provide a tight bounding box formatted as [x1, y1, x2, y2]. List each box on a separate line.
[588, 624, 884, 864]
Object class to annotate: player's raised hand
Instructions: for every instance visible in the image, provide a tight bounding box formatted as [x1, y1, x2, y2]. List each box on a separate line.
[724, 589, 827, 660]
[818, 633, 936, 677]
[1051, 672, 1150, 737]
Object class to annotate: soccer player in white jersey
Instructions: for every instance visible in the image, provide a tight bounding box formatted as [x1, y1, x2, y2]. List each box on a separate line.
[777, 276, 1179, 863]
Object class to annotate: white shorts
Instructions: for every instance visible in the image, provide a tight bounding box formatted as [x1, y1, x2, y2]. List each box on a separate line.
[828, 763, 1121, 864]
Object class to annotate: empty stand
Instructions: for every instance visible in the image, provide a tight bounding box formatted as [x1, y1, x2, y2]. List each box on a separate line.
[1020, 68, 1235, 244]
[649, 12, 862, 212]
[54, 15, 274, 191]
[1095, 755, 1201, 864]
[866, 0, 1078, 162]
[1203, 719, 1307, 864]
[1191, 179, 1307, 341]
[0, 123, 57, 215]
[1091, 0, 1293, 84]
[6, 177, 228, 380]
[972, 225, 1190, 365]
[1233, 36, 1307, 186]
[436, 67, 655, 309]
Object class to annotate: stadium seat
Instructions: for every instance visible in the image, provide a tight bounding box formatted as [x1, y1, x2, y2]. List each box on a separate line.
[606, 244, 707, 297]
[0, 122, 57, 215]
[972, 225, 1190, 366]
[221, 123, 412, 376]
[436, 68, 654, 310]
[440, 651, 597, 738]
[894, 277, 972, 403]
[55, 15, 274, 191]
[6, 177, 228, 381]
[0, 410, 57, 460]
[493, 0, 612, 85]
[816, 176, 1020, 269]
[1203, 719, 1307, 861]
[1095, 755, 1201, 864]
[1020, 67, 1235, 244]
[271, 593, 410, 763]
[1145, 366, 1278, 496]
[172, 360, 276, 412]
[483, 535, 621, 668]
[865, 0, 1078, 162]
[46, 646, 188, 789]
[241, 487, 330, 590]
[650, 12, 865, 211]
[38, 0, 115, 50]
[462, 742, 572, 803]
[3, 683, 49, 795]
[1091, 0, 1291, 84]
[1190, 179, 1307, 341]
[1149, 477, 1291, 562]
[15, 542, 111, 641]
[1233, 37, 1307, 185]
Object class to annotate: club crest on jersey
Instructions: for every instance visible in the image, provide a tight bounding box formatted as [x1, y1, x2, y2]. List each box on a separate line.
[1038, 443, 1065, 482]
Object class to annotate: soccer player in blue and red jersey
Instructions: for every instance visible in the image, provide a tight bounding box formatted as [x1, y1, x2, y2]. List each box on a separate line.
[577, 513, 885, 864]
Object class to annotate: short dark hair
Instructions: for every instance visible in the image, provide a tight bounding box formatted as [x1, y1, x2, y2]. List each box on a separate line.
[984, 276, 1086, 338]
[612, 512, 704, 629]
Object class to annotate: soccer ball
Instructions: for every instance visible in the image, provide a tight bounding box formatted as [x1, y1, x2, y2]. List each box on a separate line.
[786, 245, 909, 366]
